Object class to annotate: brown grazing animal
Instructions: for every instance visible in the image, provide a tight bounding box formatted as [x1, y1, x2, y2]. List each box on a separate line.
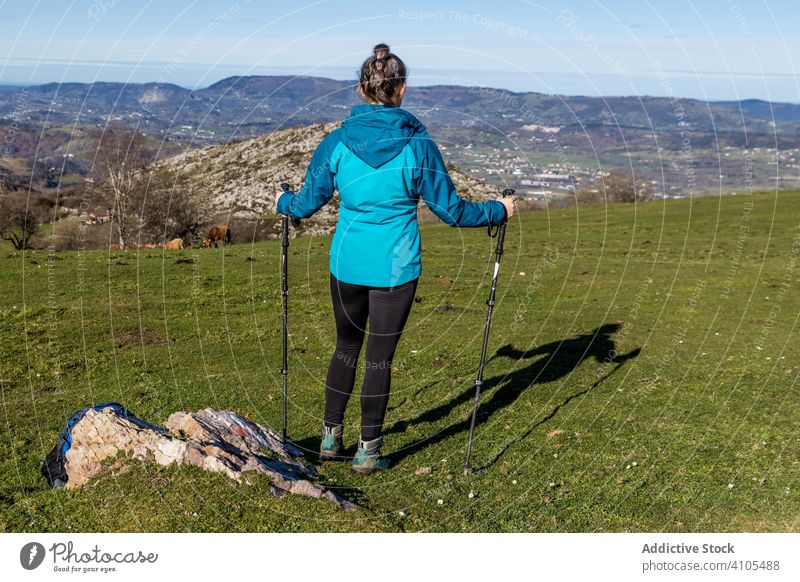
[207, 225, 231, 248]
[164, 238, 184, 250]
[202, 239, 211, 248]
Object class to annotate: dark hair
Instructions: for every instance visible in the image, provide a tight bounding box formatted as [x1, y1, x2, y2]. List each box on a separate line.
[358, 43, 407, 105]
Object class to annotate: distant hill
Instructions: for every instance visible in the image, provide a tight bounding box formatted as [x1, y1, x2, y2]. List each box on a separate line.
[3, 75, 800, 142]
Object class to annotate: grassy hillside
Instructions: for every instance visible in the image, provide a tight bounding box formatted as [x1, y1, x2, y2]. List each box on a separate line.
[1, 190, 799, 532]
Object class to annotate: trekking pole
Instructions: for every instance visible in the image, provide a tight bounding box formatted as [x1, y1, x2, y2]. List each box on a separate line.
[279, 182, 300, 439]
[464, 188, 514, 474]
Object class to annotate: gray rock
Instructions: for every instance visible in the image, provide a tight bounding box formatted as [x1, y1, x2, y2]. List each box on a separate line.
[64, 405, 356, 511]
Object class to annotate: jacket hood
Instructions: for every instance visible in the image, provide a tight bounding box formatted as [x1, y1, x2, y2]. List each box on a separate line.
[339, 104, 427, 168]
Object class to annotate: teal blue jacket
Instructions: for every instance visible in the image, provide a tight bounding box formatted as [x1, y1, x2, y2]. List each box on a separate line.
[277, 104, 506, 287]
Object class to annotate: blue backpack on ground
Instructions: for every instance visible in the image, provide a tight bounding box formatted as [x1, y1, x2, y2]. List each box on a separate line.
[40, 402, 132, 488]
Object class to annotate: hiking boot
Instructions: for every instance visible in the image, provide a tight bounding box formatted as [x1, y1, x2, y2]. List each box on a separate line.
[352, 435, 390, 474]
[319, 424, 345, 461]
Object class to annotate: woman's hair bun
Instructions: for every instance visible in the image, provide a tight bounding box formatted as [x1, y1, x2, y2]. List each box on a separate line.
[373, 43, 390, 60]
[358, 42, 407, 105]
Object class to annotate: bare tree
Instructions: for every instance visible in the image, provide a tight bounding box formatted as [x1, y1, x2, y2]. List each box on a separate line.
[0, 191, 44, 250]
[579, 171, 650, 204]
[140, 165, 209, 244]
[601, 171, 650, 203]
[576, 186, 602, 205]
[91, 126, 152, 250]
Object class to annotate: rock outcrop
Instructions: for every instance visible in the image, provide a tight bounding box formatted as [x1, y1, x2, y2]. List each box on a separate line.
[64, 405, 356, 510]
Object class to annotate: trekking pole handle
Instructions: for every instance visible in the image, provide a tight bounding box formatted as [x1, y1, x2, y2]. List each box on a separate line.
[491, 188, 514, 250]
[496, 217, 507, 256]
[280, 183, 301, 228]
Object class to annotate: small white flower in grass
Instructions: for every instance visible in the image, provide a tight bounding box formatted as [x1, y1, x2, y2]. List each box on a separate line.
[626, 464, 631, 470]
[715, 332, 720, 336]
[468, 491, 474, 499]
[553, 453, 558, 458]
[512, 479, 517, 484]
[519, 272, 526, 276]
[399, 511, 405, 517]
[632, 461, 638, 467]
[36, 373, 41, 377]
[411, 350, 418, 354]
[756, 346, 763, 351]
[549, 482, 556, 488]
[437, 499, 443, 505]
[767, 357, 771, 360]
[727, 483, 734, 489]
[678, 340, 684, 344]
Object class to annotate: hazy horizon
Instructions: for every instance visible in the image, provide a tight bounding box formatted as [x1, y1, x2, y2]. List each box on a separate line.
[2, 69, 800, 105]
[2, 1, 799, 103]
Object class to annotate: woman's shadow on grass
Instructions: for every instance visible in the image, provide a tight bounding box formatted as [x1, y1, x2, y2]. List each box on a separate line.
[386, 323, 641, 469]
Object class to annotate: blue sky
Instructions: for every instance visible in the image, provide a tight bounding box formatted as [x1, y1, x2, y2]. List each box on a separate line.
[1, 0, 799, 101]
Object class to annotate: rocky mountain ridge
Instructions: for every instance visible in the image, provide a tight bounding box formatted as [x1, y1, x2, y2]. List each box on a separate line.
[160, 121, 497, 237]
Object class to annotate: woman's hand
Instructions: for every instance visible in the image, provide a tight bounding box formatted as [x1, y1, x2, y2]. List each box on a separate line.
[497, 195, 515, 219]
[273, 190, 285, 215]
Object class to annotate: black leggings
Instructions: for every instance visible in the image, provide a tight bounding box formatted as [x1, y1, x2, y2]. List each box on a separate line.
[325, 274, 418, 440]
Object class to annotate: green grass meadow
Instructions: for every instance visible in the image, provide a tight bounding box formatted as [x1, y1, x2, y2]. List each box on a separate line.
[2, 191, 799, 532]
